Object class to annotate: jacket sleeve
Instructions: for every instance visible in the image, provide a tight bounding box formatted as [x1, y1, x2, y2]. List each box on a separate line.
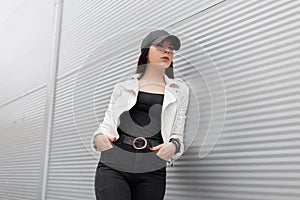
[90, 83, 121, 152]
[168, 82, 190, 165]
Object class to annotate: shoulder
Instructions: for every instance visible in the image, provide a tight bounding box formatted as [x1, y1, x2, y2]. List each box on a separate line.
[111, 82, 123, 95]
[114, 78, 134, 90]
[173, 78, 190, 106]
[112, 78, 135, 94]
[174, 78, 189, 95]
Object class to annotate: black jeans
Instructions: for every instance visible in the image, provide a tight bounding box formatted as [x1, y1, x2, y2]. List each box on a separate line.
[94, 144, 167, 200]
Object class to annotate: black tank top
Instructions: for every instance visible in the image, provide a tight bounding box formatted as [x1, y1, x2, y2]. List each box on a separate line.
[116, 90, 164, 151]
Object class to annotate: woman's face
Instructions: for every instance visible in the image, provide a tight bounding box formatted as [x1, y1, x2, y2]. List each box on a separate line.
[147, 38, 174, 68]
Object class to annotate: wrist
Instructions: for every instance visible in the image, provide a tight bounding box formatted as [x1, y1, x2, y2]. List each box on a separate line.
[169, 138, 180, 154]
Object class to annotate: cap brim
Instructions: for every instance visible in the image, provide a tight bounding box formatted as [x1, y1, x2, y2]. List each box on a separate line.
[152, 35, 181, 50]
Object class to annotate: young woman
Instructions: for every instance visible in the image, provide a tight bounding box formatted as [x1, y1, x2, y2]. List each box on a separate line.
[91, 29, 189, 200]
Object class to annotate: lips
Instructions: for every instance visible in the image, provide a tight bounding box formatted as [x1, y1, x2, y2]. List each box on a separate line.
[161, 56, 169, 61]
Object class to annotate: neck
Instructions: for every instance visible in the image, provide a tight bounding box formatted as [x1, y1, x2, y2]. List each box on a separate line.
[139, 64, 166, 83]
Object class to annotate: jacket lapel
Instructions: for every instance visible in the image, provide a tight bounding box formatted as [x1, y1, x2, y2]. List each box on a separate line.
[120, 73, 178, 107]
[116, 73, 180, 143]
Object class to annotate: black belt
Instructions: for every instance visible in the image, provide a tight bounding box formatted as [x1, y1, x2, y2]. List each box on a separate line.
[115, 134, 162, 150]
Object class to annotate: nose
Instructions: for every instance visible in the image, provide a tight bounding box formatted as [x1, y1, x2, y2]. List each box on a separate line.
[163, 48, 172, 54]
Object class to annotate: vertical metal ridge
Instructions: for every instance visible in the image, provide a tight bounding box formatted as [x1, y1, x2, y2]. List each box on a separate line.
[43, 0, 300, 199]
[40, 1, 64, 200]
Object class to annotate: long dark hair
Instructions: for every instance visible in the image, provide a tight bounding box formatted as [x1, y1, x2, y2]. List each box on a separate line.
[135, 48, 174, 79]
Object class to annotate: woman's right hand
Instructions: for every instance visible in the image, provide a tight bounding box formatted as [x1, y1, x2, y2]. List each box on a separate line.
[94, 134, 117, 152]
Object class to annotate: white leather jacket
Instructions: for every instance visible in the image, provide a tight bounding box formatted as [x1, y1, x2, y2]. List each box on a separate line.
[91, 73, 189, 166]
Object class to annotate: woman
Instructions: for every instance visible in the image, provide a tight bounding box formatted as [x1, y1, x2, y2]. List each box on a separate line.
[91, 29, 189, 200]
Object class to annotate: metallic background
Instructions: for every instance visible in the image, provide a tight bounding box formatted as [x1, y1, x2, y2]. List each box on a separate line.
[0, 0, 300, 199]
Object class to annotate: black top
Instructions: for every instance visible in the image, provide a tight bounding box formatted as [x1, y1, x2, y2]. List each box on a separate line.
[117, 90, 164, 143]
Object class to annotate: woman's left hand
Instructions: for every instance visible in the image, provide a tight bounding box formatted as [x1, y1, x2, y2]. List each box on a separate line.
[150, 142, 176, 161]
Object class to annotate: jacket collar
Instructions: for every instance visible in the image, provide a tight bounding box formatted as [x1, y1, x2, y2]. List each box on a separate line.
[120, 73, 179, 104]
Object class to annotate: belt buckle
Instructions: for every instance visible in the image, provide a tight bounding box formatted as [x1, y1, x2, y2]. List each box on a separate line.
[132, 137, 147, 150]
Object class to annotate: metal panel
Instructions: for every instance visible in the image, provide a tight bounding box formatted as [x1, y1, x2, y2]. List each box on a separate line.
[0, 1, 54, 200]
[46, 74, 97, 200]
[0, 0, 53, 104]
[47, 0, 225, 199]
[165, 0, 300, 199]
[0, 88, 46, 200]
[57, 0, 224, 77]
[48, 0, 300, 200]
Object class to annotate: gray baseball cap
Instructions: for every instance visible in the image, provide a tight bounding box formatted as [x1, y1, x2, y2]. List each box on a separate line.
[141, 30, 181, 50]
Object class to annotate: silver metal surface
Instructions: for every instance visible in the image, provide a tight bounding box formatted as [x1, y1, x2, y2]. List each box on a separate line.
[1, 0, 300, 199]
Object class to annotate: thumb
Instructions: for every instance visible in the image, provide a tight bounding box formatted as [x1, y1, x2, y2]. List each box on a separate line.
[150, 143, 164, 151]
[107, 136, 117, 142]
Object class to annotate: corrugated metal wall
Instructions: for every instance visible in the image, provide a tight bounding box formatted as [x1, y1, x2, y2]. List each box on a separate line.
[166, 0, 300, 199]
[0, 88, 46, 200]
[0, 1, 53, 199]
[1, 0, 300, 199]
[47, 0, 300, 199]
[46, 1, 225, 199]
[0, 1, 53, 103]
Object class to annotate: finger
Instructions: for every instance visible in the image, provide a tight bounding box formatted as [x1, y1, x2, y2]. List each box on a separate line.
[98, 141, 113, 151]
[156, 152, 168, 161]
[150, 143, 164, 151]
[107, 136, 117, 142]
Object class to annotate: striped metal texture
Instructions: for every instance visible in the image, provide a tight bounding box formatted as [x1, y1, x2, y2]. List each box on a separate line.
[56, 0, 223, 77]
[46, 0, 300, 200]
[166, 0, 300, 200]
[47, 1, 225, 199]
[46, 74, 97, 199]
[0, 88, 46, 200]
[0, 0, 53, 105]
[0, 1, 53, 200]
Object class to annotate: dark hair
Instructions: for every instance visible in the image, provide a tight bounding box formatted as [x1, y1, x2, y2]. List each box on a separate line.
[135, 48, 174, 79]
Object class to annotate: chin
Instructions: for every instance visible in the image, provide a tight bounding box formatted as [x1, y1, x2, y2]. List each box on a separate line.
[149, 61, 170, 68]
[159, 62, 171, 68]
